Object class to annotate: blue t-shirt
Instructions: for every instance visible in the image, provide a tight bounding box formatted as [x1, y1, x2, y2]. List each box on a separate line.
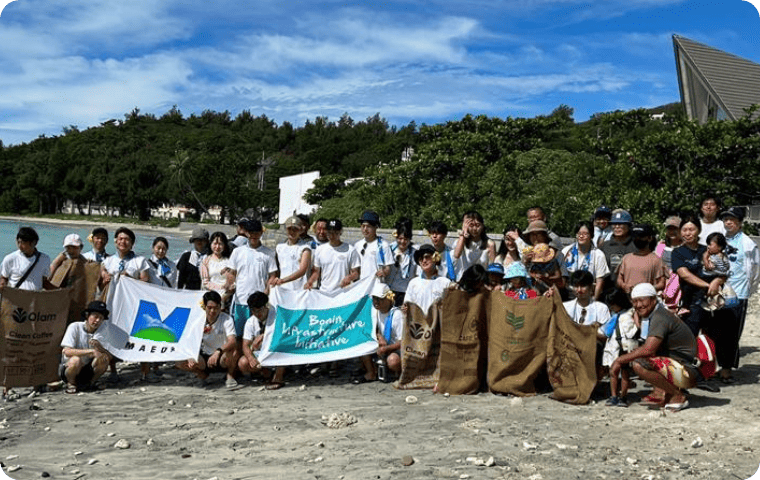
[727, 233, 749, 298]
[672, 244, 707, 307]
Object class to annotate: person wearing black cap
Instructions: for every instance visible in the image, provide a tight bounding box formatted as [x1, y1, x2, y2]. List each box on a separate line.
[616, 224, 667, 294]
[405, 244, 455, 315]
[82, 227, 110, 263]
[592, 206, 613, 247]
[355, 210, 393, 281]
[59, 301, 113, 393]
[305, 219, 360, 293]
[722, 206, 760, 380]
[176, 227, 209, 290]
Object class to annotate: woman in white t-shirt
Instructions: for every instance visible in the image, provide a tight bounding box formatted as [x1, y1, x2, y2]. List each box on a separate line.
[201, 231, 234, 307]
[561, 221, 609, 300]
[270, 216, 312, 291]
[406, 244, 455, 315]
[452, 211, 496, 280]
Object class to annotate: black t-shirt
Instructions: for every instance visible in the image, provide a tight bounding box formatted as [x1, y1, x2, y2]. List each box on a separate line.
[671, 244, 707, 307]
[601, 236, 637, 280]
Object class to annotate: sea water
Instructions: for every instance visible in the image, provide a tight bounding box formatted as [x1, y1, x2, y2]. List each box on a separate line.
[0, 219, 186, 261]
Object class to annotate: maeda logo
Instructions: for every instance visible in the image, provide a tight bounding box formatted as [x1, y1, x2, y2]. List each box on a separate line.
[129, 300, 190, 343]
[11, 307, 56, 324]
[506, 312, 524, 331]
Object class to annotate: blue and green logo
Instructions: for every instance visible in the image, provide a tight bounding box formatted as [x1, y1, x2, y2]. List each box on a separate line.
[129, 300, 190, 343]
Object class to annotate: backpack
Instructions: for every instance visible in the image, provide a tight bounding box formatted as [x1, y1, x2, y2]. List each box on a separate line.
[695, 332, 717, 380]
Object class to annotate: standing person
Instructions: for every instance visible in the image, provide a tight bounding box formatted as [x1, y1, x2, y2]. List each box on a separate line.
[495, 224, 522, 268]
[228, 220, 278, 337]
[175, 291, 240, 389]
[310, 218, 329, 249]
[82, 227, 110, 263]
[698, 195, 726, 245]
[616, 224, 667, 294]
[721, 206, 760, 378]
[561, 220, 609, 300]
[525, 206, 564, 251]
[592, 206, 613, 247]
[176, 227, 209, 290]
[99, 227, 151, 382]
[355, 210, 394, 281]
[305, 219, 360, 293]
[611, 283, 698, 411]
[59, 301, 113, 393]
[49, 233, 85, 280]
[427, 221, 458, 281]
[231, 218, 250, 249]
[270, 216, 312, 291]
[600, 209, 637, 291]
[146, 237, 178, 288]
[200, 231, 234, 308]
[655, 216, 684, 312]
[387, 218, 417, 306]
[0, 227, 52, 291]
[453, 211, 496, 278]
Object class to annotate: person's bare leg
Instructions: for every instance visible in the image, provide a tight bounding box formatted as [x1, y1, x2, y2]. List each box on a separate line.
[632, 362, 686, 405]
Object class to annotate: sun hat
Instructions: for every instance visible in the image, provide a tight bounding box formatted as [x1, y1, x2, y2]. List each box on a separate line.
[530, 243, 555, 264]
[413, 244, 438, 265]
[503, 262, 529, 280]
[524, 220, 549, 234]
[663, 216, 681, 228]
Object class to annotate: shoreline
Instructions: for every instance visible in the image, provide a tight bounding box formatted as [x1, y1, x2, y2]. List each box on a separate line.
[0, 215, 195, 240]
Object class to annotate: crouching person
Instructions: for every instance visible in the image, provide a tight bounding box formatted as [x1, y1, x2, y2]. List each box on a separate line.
[238, 292, 280, 384]
[60, 301, 113, 394]
[176, 291, 240, 389]
[611, 283, 698, 412]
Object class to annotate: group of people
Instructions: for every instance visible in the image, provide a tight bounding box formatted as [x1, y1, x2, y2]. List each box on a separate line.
[2, 195, 757, 409]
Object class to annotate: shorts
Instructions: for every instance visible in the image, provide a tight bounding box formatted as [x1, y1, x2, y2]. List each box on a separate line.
[200, 352, 228, 373]
[232, 303, 251, 337]
[633, 356, 697, 390]
[59, 361, 95, 387]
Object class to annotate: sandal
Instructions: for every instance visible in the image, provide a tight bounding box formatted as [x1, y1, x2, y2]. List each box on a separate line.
[640, 394, 665, 406]
[266, 381, 284, 390]
[65, 384, 78, 394]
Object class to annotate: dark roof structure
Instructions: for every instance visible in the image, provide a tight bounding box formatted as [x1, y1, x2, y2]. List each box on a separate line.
[673, 34, 760, 123]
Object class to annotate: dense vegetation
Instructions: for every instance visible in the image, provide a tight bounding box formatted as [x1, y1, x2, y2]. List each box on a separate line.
[2, 104, 759, 235]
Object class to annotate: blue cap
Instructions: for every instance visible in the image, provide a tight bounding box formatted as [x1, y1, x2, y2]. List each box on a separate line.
[610, 210, 633, 225]
[487, 263, 505, 275]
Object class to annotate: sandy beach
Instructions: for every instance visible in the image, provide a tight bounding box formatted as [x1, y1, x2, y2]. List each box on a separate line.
[1, 291, 759, 480]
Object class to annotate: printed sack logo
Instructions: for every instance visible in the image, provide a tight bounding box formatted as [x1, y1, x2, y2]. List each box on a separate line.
[12, 307, 27, 324]
[506, 312, 524, 331]
[10, 307, 55, 324]
[409, 323, 431, 340]
[129, 300, 190, 343]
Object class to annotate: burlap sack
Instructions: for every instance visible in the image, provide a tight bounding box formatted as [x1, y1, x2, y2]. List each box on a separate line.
[49, 259, 101, 324]
[395, 301, 442, 390]
[436, 289, 488, 395]
[487, 293, 553, 396]
[1, 287, 70, 388]
[546, 294, 597, 404]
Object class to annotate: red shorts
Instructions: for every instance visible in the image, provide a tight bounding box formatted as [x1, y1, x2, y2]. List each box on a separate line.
[634, 356, 697, 390]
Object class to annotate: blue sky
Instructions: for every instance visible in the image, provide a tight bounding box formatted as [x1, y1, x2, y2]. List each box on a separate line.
[1, 0, 759, 146]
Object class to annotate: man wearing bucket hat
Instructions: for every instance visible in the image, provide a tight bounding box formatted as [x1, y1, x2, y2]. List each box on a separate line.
[59, 301, 113, 393]
[177, 227, 209, 290]
[355, 210, 394, 281]
[611, 283, 698, 411]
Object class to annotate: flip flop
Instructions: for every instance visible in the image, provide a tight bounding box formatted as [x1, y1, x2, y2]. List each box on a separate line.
[65, 384, 78, 394]
[663, 400, 689, 412]
[266, 381, 284, 390]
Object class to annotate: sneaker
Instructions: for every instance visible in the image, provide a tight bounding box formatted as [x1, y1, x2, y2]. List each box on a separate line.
[225, 378, 240, 389]
[605, 396, 620, 407]
[617, 396, 629, 407]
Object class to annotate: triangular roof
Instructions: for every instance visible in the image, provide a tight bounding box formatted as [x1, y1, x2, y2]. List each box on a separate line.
[673, 34, 760, 123]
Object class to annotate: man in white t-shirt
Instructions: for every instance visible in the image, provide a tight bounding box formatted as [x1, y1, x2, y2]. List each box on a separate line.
[355, 210, 393, 280]
[306, 219, 360, 293]
[229, 219, 277, 336]
[59, 301, 113, 393]
[237, 291, 286, 388]
[0, 227, 53, 291]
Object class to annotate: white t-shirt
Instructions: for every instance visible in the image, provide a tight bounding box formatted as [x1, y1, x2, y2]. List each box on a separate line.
[200, 312, 236, 355]
[314, 242, 361, 293]
[0, 250, 51, 291]
[563, 299, 610, 331]
[388, 244, 417, 293]
[202, 255, 232, 294]
[102, 253, 149, 282]
[456, 240, 490, 280]
[82, 250, 110, 263]
[242, 307, 275, 341]
[60, 322, 96, 367]
[405, 276, 453, 315]
[355, 237, 394, 280]
[275, 240, 311, 291]
[146, 255, 178, 288]
[560, 244, 610, 280]
[374, 307, 404, 344]
[229, 243, 277, 304]
[434, 245, 458, 281]
[699, 220, 727, 245]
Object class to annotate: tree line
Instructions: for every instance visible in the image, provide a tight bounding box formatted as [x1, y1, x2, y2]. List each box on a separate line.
[2, 104, 759, 235]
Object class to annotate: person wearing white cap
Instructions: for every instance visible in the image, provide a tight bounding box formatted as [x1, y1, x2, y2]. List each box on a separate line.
[49, 233, 85, 279]
[610, 283, 698, 412]
[353, 283, 403, 384]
